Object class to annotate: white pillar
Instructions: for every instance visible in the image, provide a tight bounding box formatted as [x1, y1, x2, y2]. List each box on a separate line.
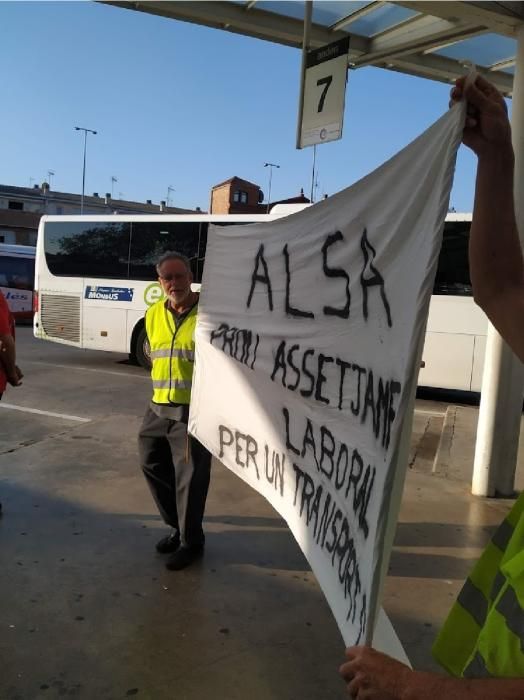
[472, 25, 524, 497]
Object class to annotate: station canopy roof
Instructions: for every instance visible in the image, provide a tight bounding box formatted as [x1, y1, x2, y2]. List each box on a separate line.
[105, 1, 523, 95]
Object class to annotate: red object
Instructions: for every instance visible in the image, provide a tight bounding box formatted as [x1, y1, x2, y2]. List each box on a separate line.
[33, 290, 39, 314]
[0, 290, 15, 394]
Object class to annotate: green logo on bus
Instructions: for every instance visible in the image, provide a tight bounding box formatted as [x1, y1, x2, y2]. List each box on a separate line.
[144, 283, 163, 307]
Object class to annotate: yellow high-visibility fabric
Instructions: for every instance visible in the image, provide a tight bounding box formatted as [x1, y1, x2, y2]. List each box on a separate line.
[145, 299, 197, 405]
[433, 493, 524, 678]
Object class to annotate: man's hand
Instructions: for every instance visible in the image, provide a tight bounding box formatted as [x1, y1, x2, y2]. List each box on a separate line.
[8, 365, 23, 387]
[451, 75, 512, 159]
[339, 646, 412, 699]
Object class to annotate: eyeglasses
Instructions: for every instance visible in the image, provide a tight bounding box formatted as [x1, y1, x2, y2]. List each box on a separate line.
[159, 274, 183, 282]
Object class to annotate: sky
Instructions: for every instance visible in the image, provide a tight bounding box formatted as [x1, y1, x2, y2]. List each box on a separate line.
[1, 1, 484, 212]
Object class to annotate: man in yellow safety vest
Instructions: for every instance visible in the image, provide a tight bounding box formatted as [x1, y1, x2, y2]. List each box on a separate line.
[138, 252, 211, 571]
[339, 76, 524, 698]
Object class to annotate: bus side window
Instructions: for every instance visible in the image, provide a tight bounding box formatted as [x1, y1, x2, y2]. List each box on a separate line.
[1, 256, 34, 290]
[44, 221, 131, 279]
[433, 221, 472, 296]
[128, 221, 201, 281]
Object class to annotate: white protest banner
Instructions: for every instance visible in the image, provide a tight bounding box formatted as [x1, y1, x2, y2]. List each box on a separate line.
[189, 103, 465, 649]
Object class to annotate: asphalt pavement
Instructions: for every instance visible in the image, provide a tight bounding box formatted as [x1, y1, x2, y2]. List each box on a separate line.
[0, 327, 520, 700]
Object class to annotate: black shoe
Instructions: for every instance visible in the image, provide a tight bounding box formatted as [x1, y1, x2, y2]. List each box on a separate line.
[165, 545, 204, 571]
[155, 531, 180, 554]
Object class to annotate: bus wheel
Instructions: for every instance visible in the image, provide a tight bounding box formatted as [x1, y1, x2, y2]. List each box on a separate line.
[134, 326, 151, 370]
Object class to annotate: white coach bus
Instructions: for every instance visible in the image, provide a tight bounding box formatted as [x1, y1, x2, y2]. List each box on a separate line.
[33, 211, 486, 391]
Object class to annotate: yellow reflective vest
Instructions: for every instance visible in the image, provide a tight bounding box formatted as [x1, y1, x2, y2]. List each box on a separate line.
[433, 492, 524, 677]
[145, 299, 197, 405]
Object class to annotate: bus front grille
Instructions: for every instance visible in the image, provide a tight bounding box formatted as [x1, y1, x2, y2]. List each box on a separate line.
[40, 294, 81, 343]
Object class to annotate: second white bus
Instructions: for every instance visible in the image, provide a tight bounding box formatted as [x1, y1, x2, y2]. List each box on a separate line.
[0, 243, 36, 323]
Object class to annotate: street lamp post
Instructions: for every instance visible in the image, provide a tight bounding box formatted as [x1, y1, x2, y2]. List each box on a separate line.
[264, 162, 280, 213]
[310, 145, 317, 203]
[111, 176, 118, 198]
[74, 126, 97, 214]
[47, 170, 55, 189]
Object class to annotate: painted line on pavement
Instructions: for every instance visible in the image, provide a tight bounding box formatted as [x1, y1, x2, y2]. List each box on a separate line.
[0, 403, 91, 423]
[23, 359, 149, 380]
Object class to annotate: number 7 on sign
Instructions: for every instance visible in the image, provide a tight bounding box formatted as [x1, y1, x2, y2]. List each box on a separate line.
[316, 75, 333, 113]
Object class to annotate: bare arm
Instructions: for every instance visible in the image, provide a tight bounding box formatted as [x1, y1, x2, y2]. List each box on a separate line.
[453, 76, 524, 362]
[339, 646, 524, 699]
[0, 334, 22, 386]
[406, 670, 524, 700]
[470, 152, 524, 362]
[338, 77, 524, 700]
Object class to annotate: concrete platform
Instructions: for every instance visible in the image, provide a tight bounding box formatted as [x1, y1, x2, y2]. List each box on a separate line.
[1, 329, 522, 699]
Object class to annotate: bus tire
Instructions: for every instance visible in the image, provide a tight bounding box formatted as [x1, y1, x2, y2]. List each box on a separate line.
[134, 325, 151, 370]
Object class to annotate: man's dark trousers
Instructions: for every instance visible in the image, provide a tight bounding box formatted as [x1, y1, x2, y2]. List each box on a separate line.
[138, 406, 211, 549]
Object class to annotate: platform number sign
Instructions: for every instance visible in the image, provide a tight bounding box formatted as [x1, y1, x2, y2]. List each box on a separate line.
[299, 37, 350, 148]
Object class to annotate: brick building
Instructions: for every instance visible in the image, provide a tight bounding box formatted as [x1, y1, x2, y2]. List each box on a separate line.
[209, 177, 265, 215]
[210, 175, 310, 214]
